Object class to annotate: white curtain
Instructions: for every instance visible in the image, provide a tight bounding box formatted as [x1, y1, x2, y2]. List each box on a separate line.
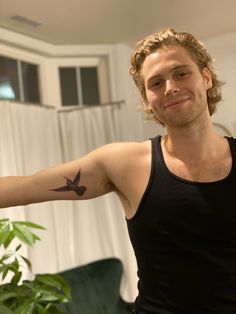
[0, 101, 138, 301]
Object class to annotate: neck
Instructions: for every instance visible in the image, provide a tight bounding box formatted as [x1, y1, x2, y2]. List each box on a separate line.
[163, 116, 223, 162]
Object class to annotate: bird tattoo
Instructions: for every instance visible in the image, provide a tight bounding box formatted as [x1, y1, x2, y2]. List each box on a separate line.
[50, 169, 86, 197]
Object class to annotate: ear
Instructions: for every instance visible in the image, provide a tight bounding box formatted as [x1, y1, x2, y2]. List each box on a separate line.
[146, 103, 153, 113]
[144, 96, 152, 112]
[202, 67, 212, 90]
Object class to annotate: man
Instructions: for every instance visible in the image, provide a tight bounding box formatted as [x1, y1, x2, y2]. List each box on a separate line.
[1, 28, 236, 313]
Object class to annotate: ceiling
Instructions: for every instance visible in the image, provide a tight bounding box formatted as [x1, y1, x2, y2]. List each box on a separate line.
[0, 0, 236, 46]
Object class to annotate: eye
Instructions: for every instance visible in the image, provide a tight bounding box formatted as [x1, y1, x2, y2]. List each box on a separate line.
[151, 80, 162, 89]
[176, 71, 190, 79]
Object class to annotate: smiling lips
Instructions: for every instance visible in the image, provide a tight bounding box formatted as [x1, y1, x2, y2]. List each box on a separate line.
[165, 97, 190, 108]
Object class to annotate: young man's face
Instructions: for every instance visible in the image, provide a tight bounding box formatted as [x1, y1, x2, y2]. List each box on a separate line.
[142, 45, 212, 128]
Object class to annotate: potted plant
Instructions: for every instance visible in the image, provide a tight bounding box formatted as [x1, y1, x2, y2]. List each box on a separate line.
[0, 218, 71, 314]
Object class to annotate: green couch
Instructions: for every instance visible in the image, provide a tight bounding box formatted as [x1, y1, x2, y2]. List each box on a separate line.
[59, 257, 135, 314]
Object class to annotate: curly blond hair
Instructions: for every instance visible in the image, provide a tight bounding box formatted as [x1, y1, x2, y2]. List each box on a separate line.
[129, 28, 224, 124]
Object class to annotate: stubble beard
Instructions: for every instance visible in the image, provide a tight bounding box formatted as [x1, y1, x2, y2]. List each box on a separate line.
[154, 95, 208, 129]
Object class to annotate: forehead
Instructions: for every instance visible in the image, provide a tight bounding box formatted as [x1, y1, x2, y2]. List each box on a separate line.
[142, 45, 197, 81]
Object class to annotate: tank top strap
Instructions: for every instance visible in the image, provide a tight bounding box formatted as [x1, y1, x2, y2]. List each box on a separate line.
[150, 135, 168, 178]
[227, 137, 236, 153]
[150, 135, 163, 162]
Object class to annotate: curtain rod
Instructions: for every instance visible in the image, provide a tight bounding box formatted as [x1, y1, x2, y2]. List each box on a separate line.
[0, 100, 125, 111]
[57, 100, 125, 113]
[0, 100, 55, 109]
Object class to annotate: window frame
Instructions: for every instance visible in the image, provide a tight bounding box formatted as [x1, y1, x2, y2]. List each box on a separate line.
[0, 50, 43, 105]
[55, 57, 111, 108]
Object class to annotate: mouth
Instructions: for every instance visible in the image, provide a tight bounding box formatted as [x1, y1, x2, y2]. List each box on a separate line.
[165, 97, 190, 109]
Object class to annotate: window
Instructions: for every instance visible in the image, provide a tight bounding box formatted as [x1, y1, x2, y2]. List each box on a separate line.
[59, 67, 79, 106]
[0, 56, 19, 100]
[0, 55, 41, 104]
[80, 67, 100, 105]
[21, 61, 40, 103]
[59, 57, 111, 107]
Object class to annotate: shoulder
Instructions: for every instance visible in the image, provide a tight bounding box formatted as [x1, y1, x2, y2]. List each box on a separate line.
[77, 140, 152, 173]
[104, 140, 151, 151]
[93, 140, 151, 162]
[89, 140, 152, 177]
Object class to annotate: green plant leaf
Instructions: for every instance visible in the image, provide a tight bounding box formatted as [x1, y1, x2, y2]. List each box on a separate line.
[9, 258, 20, 271]
[14, 221, 46, 230]
[32, 233, 41, 241]
[13, 223, 35, 246]
[0, 257, 21, 281]
[48, 275, 71, 298]
[0, 264, 6, 273]
[20, 256, 32, 271]
[14, 302, 35, 314]
[0, 252, 13, 263]
[0, 292, 17, 302]
[15, 244, 22, 252]
[35, 274, 64, 289]
[21, 280, 34, 289]
[34, 291, 43, 300]
[2, 266, 10, 280]
[4, 231, 15, 249]
[35, 304, 46, 314]
[11, 271, 22, 285]
[36, 288, 70, 303]
[38, 294, 59, 302]
[45, 304, 68, 314]
[0, 304, 13, 314]
[0, 224, 10, 246]
[0, 218, 70, 314]
[0, 218, 9, 223]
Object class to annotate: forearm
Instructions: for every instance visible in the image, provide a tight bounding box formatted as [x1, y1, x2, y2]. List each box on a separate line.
[0, 176, 31, 208]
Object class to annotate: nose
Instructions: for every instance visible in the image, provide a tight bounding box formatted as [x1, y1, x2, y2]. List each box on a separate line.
[165, 79, 180, 96]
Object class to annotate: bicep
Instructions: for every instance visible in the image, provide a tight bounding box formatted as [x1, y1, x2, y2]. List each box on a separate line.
[28, 149, 114, 204]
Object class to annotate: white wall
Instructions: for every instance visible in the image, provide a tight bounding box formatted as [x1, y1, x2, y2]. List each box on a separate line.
[110, 44, 144, 141]
[205, 32, 236, 136]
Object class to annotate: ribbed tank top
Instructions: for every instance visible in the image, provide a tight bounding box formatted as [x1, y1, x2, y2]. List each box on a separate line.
[127, 136, 236, 314]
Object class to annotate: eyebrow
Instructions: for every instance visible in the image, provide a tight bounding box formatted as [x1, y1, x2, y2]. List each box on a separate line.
[146, 64, 192, 84]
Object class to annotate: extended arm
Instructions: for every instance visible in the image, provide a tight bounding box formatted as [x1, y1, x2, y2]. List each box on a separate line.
[0, 141, 151, 220]
[0, 145, 115, 209]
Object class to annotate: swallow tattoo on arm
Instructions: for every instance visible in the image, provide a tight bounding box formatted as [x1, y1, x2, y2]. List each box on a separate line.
[50, 169, 86, 197]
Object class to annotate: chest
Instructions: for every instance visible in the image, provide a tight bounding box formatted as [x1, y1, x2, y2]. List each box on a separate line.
[131, 158, 236, 247]
[163, 154, 232, 182]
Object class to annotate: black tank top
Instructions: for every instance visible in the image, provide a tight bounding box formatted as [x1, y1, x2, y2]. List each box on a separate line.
[127, 136, 236, 314]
